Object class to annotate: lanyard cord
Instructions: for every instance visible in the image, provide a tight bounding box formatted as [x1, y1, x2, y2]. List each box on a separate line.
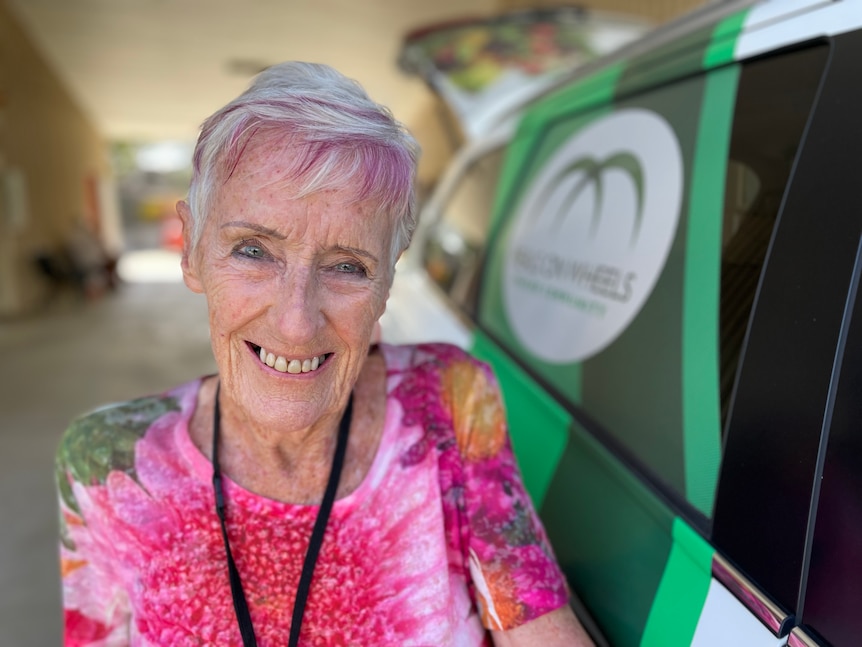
[212, 382, 353, 647]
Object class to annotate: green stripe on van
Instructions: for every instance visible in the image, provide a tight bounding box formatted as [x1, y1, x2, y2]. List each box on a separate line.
[615, 25, 714, 98]
[517, 63, 624, 133]
[639, 518, 714, 647]
[703, 9, 751, 68]
[479, 67, 622, 412]
[542, 419, 675, 647]
[471, 330, 571, 508]
[490, 63, 625, 241]
[616, 4, 750, 99]
[682, 64, 739, 517]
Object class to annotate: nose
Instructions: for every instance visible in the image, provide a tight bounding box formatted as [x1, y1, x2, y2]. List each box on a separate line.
[270, 264, 322, 346]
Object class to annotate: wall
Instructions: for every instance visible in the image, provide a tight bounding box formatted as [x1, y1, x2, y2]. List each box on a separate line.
[0, 1, 109, 316]
[497, 0, 708, 24]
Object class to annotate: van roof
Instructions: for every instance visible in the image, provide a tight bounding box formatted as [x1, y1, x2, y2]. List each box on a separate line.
[497, 0, 862, 136]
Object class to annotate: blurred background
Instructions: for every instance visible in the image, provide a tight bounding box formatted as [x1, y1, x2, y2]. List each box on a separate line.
[0, 0, 709, 643]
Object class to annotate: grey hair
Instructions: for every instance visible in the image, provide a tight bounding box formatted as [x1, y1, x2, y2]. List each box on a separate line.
[187, 61, 420, 268]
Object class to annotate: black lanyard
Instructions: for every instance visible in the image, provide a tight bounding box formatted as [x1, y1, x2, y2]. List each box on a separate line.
[212, 383, 352, 647]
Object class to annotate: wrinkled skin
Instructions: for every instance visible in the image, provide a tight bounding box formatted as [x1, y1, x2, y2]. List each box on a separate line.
[178, 135, 396, 500]
[176, 134, 593, 647]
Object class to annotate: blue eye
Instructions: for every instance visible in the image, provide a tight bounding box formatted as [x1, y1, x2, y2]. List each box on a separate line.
[335, 262, 364, 274]
[235, 242, 266, 259]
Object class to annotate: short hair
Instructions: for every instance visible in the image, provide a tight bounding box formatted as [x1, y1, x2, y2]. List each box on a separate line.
[187, 61, 420, 268]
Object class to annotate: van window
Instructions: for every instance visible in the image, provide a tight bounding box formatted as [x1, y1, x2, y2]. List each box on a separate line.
[719, 46, 827, 433]
[711, 40, 843, 615]
[423, 147, 505, 316]
[720, 160, 763, 425]
[477, 44, 827, 518]
[800, 245, 862, 645]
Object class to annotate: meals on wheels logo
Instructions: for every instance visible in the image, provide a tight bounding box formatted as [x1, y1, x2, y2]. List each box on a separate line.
[503, 108, 683, 363]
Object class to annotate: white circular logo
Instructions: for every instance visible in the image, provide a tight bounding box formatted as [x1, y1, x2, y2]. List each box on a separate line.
[503, 108, 683, 363]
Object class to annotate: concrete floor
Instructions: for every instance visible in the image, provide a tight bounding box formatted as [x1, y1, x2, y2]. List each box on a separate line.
[0, 281, 216, 646]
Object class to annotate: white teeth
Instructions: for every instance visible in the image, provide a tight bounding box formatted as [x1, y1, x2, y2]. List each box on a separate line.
[257, 347, 326, 374]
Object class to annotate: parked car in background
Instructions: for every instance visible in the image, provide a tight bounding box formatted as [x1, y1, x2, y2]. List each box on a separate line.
[381, 0, 862, 644]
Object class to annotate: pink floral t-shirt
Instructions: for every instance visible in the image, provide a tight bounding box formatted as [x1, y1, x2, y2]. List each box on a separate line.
[57, 343, 569, 646]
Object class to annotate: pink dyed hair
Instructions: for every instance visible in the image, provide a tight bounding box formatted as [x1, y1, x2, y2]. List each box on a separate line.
[187, 62, 420, 267]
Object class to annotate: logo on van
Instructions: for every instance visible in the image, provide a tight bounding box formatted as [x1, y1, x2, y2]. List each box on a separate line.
[531, 152, 645, 245]
[503, 108, 683, 363]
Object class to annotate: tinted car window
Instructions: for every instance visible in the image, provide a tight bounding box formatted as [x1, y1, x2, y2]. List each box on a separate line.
[476, 43, 827, 522]
[719, 46, 827, 434]
[801, 245, 862, 645]
[580, 45, 826, 516]
[719, 160, 762, 426]
[712, 39, 859, 615]
[423, 147, 505, 316]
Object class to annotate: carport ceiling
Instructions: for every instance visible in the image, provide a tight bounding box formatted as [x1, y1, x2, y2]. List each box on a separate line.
[6, 0, 498, 142]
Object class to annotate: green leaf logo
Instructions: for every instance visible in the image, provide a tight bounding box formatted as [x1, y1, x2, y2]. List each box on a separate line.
[531, 152, 645, 246]
[503, 108, 683, 363]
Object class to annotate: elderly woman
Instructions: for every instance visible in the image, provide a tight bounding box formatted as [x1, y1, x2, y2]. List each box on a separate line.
[56, 62, 593, 646]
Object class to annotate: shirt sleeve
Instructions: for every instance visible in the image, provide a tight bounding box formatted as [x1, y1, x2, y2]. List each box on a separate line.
[441, 352, 570, 632]
[57, 425, 131, 646]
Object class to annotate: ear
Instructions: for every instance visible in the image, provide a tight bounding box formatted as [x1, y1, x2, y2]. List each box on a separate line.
[176, 200, 203, 294]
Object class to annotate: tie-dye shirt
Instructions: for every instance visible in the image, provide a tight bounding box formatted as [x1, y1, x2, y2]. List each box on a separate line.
[57, 343, 568, 646]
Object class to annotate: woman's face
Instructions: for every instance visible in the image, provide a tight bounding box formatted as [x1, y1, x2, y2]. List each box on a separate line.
[179, 137, 395, 434]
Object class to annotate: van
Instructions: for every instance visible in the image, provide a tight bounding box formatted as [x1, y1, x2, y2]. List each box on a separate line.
[381, 1, 862, 645]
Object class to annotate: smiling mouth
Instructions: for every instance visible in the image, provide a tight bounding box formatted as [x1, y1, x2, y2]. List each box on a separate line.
[249, 343, 330, 374]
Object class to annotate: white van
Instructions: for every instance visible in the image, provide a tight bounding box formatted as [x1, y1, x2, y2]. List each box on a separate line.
[382, 1, 862, 645]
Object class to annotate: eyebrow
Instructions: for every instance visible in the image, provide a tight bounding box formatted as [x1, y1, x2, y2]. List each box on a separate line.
[223, 220, 379, 263]
[334, 245, 379, 264]
[221, 221, 287, 240]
